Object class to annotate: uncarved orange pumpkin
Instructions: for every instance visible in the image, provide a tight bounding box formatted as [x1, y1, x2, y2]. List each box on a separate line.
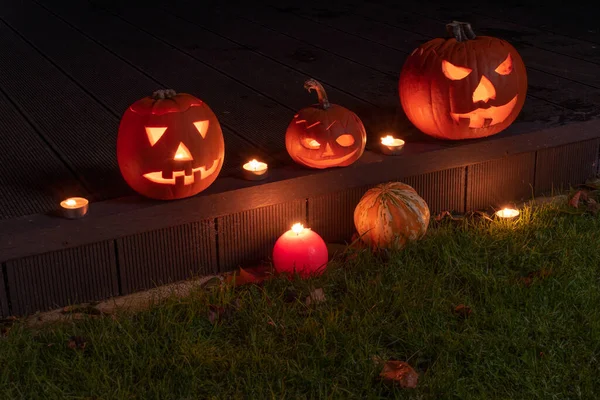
[286, 79, 366, 169]
[354, 182, 430, 249]
[399, 21, 527, 140]
[117, 89, 225, 200]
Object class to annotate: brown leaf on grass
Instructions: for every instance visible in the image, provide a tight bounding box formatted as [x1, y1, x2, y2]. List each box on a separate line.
[453, 304, 472, 318]
[380, 360, 419, 389]
[569, 190, 589, 208]
[305, 288, 326, 306]
[520, 268, 553, 287]
[67, 336, 87, 351]
[225, 265, 271, 287]
[207, 299, 241, 324]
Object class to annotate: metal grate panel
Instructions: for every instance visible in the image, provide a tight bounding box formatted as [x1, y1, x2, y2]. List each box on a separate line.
[5, 241, 118, 316]
[307, 167, 465, 244]
[217, 200, 306, 272]
[467, 152, 536, 211]
[308, 185, 374, 244]
[117, 220, 217, 294]
[535, 139, 600, 195]
[0, 265, 8, 317]
[402, 167, 466, 215]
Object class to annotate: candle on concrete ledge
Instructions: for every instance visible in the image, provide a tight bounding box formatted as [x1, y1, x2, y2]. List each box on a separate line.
[380, 135, 405, 155]
[272, 223, 328, 278]
[60, 197, 89, 219]
[242, 159, 268, 181]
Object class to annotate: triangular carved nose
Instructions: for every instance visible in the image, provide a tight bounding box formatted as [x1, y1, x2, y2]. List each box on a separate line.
[174, 142, 193, 161]
[323, 143, 334, 156]
[472, 75, 496, 103]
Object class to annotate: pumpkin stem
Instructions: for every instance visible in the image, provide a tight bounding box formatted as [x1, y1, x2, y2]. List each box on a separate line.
[446, 21, 476, 42]
[304, 79, 331, 109]
[152, 89, 177, 100]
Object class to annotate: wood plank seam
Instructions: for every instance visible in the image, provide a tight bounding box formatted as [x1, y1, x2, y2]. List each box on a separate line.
[31, 0, 279, 156]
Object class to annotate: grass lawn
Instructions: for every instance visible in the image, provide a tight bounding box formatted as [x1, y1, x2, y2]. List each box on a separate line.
[2, 199, 600, 399]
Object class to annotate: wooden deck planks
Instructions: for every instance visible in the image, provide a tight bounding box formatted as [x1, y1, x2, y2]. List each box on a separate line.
[0, 0, 270, 177]
[260, 2, 600, 120]
[0, 21, 125, 200]
[35, 0, 300, 162]
[0, 0, 597, 222]
[0, 91, 88, 219]
[433, 0, 600, 45]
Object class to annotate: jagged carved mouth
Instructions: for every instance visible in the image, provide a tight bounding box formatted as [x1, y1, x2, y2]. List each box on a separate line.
[450, 95, 518, 129]
[143, 158, 220, 185]
[297, 148, 359, 167]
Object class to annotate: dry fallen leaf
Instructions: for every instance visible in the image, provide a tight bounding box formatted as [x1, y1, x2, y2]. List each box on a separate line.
[453, 304, 472, 318]
[520, 268, 552, 287]
[225, 266, 271, 287]
[207, 299, 241, 324]
[380, 360, 419, 389]
[67, 336, 87, 351]
[569, 190, 589, 208]
[305, 288, 326, 306]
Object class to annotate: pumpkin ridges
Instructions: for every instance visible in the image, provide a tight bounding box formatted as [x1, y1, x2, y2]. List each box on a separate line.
[354, 182, 430, 249]
[399, 23, 527, 140]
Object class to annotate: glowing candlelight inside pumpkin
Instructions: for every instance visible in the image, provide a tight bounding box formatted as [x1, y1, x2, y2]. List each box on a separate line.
[60, 197, 89, 219]
[272, 223, 328, 278]
[495, 207, 520, 219]
[380, 135, 405, 155]
[242, 159, 268, 180]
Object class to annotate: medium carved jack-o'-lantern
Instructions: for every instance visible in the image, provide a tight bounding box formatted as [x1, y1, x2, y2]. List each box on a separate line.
[117, 89, 225, 200]
[286, 79, 366, 169]
[399, 21, 527, 140]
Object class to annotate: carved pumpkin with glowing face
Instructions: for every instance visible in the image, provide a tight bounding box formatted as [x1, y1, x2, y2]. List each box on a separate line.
[399, 21, 527, 140]
[117, 89, 225, 200]
[286, 79, 366, 169]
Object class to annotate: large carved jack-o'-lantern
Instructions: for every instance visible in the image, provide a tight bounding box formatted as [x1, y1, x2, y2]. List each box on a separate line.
[399, 21, 527, 140]
[286, 79, 366, 169]
[117, 89, 225, 200]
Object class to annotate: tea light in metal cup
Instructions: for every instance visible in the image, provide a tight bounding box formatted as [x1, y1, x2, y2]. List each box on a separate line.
[60, 197, 89, 219]
[495, 207, 520, 220]
[380, 135, 405, 155]
[242, 159, 268, 181]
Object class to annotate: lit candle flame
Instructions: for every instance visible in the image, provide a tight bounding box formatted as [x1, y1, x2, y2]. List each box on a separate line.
[249, 159, 259, 171]
[65, 199, 76, 206]
[291, 223, 304, 235]
[381, 135, 395, 146]
[380, 135, 405, 147]
[496, 208, 520, 218]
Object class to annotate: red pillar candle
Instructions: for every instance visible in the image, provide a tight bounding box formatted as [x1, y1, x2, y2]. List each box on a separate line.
[273, 223, 328, 278]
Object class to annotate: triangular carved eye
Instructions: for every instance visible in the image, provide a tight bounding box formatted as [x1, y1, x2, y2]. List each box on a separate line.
[442, 60, 472, 80]
[494, 54, 513, 75]
[193, 120, 209, 138]
[145, 126, 167, 146]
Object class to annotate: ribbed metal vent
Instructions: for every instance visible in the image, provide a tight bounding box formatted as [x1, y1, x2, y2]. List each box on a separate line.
[217, 200, 306, 272]
[403, 167, 466, 215]
[117, 220, 217, 294]
[0, 267, 8, 317]
[308, 184, 374, 244]
[467, 152, 536, 210]
[5, 241, 118, 316]
[535, 139, 600, 195]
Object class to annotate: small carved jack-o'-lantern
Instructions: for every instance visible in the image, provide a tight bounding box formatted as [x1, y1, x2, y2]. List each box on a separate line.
[117, 89, 225, 200]
[286, 79, 366, 169]
[399, 21, 527, 140]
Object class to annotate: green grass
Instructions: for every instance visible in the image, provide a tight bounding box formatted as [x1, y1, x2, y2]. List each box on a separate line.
[2, 202, 600, 399]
